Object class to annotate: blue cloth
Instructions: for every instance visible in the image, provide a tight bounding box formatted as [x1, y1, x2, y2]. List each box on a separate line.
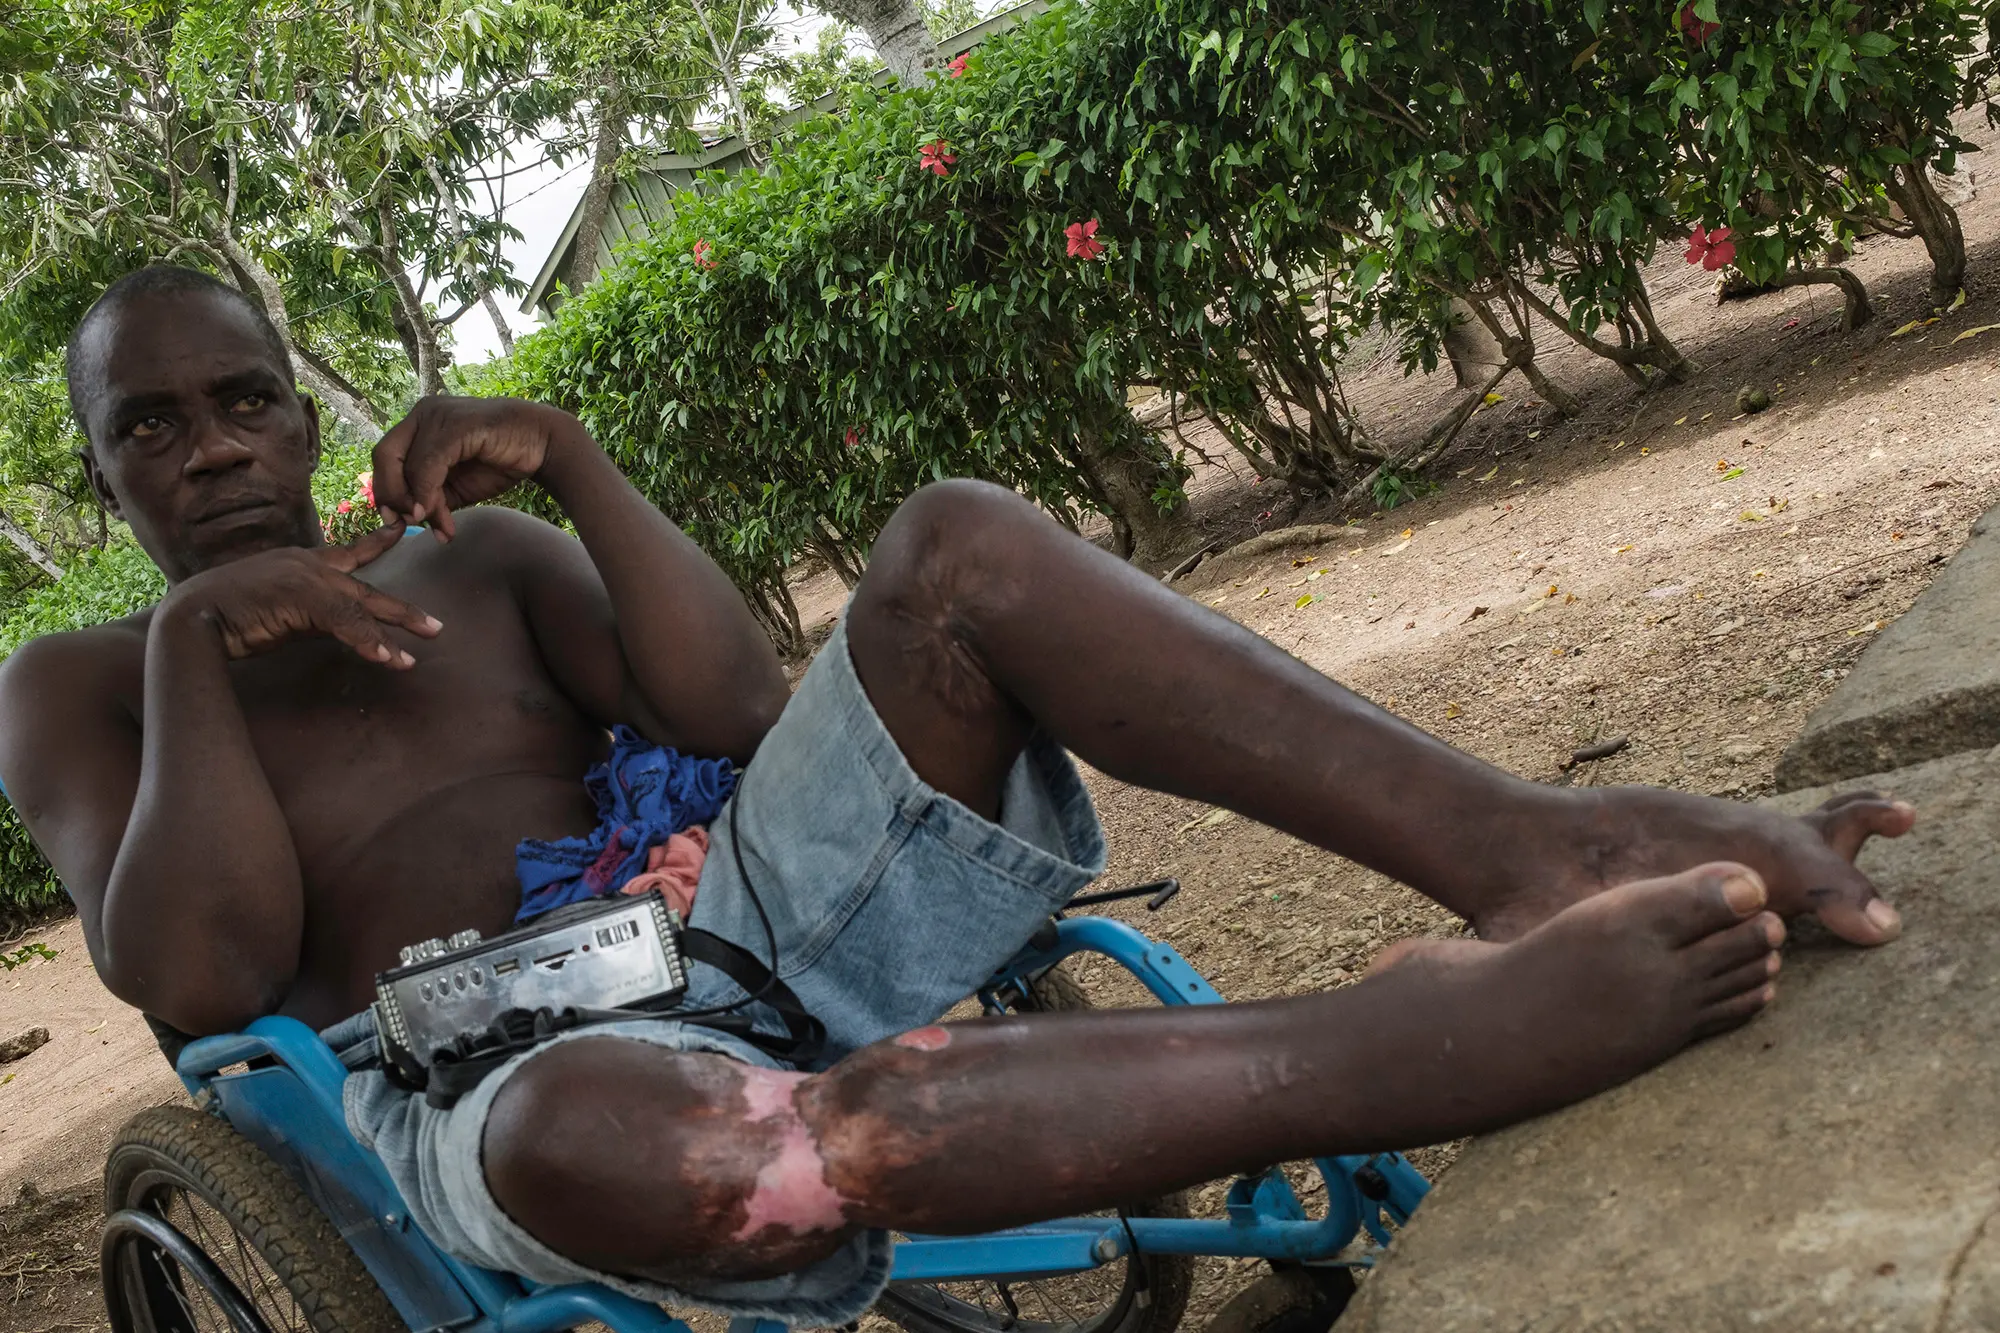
[513, 725, 736, 924]
[340, 617, 1106, 1323]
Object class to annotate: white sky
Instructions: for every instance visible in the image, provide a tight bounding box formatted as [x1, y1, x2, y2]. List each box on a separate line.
[450, 3, 840, 366]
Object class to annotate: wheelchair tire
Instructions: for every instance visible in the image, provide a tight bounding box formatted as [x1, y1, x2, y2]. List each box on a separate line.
[1202, 1268, 1355, 1333]
[875, 964, 1195, 1333]
[104, 1104, 404, 1333]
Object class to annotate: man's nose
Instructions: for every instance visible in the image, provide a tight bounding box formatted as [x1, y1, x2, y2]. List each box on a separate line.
[182, 416, 257, 475]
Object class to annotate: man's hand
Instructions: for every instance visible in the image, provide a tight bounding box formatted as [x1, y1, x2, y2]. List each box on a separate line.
[162, 523, 441, 668]
[372, 396, 580, 541]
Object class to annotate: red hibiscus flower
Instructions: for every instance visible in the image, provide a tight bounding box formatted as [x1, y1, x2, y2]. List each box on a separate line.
[1679, 1, 1720, 45]
[356, 471, 375, 507]
[336, 499, 353, 515]
[844, 427, 863, 448]
[693, 239, 719, 270]
[1065, 218, 1105, 260]
[946, 53, 968, 77]
[919, 140, 956, 177]
[1683, 223, 1735, 271]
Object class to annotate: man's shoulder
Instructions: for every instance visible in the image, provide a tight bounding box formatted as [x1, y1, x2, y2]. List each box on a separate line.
[420, 505, 572, 570]
[0, 616, 147, 702]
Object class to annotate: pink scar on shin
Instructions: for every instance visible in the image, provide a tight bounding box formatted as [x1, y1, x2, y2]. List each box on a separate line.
[893, 1025, 953, 1052]
[733, 1067, 850, 1242]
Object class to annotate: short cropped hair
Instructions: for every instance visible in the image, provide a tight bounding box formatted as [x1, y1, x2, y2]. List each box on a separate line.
[65, 266, 294, 437]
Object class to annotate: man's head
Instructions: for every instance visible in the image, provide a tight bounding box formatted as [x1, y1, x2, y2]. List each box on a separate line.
[67, 266, 323, 582]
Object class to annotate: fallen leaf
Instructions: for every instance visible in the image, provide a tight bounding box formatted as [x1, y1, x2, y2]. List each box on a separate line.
[1306, 569, 1324, 581]
[1614, 543, 1634, 554]
[1176, 807, 1236, 835]
[1476, 465, 1499, 481]
[1445, 701, 1463, 719]
[1640, 447, 1652, 456]
[1463, 605, 1489, 622]
[1675, 416, 1689, 426]
[1951, 323, 2000, 343]
[1949, 288, 1968, 312]
[1849, 621, 1883, 636]
[1291, 557, 1313, 567]
[1720, 466, 1745, 481]
[1211, 594, 1228, 605]
[1890, 317, 1939, 338]
[1611, 439, 1628, 450]
[1565, 592, 1577, 604]
[1527, 430, 1542, 439]
[1545, 584, 1559, 598]
[1740, 510, 1766, 522]
[1716, 458, 1731, 471]
[83, 1021, 105, 1035]
[1511, 477, 1528, 486]
[1294, 592, 1317, 608]
[0, 1073, 11, 1087]
[1923, 479, 1953, 489]
[1482, 391, 1505, 406]
[1400, 528, 1413, 539]
[1751, 569, 1768, 578]
[1380, 539, 1412, 556]
[1403, 621, 1416, 629]
[1891, 531, 1904, 540]
[1253, 587, 1272, 600]
[1769, 497, 1790, 512]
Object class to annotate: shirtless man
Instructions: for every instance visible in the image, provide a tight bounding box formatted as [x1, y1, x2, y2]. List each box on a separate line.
[0, 267, 1913, 1319]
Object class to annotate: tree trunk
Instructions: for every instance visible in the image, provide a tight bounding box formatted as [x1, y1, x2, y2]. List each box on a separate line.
[373, 200, 446, 398]
[0, 514, 62, 580]
[1883, 161, 1968, 307]
[1769, 267, 1873, 331]
[482, 289, 516, 355]
[1466, 296, 1580, 417]
[1075, 425, 1186, 571]
[1442, 297, 1505, 390]
[690, 0, 764, 161]
[567, 78, 627, 294]
[808, 0, 937, 82]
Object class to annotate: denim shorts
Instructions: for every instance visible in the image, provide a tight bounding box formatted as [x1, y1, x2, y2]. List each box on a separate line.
[339, 617, 1106, 1325]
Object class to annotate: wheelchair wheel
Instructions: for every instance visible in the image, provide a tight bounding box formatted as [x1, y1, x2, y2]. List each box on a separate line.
[103, 1105, 403, 1333]
[875, 964, 1195, 1333]
[1203, 1268, 1356, 1333]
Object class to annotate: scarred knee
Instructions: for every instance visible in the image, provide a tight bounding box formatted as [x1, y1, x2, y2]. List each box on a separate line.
[482, 1038, 862, 1284]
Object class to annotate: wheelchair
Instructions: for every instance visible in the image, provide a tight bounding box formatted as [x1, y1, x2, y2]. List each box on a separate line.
[98, 880, 1430, 1333]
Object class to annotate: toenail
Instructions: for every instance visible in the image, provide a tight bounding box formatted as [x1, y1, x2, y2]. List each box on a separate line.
[1762, 916, 1785, 947]
[1865, 899, 1903, 939]
[1722, 873, 1766, 914]
[1762, 983, 1777, 1003]
[1766, 953, 1781, 976]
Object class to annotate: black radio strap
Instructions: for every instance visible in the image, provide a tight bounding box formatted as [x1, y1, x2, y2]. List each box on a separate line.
[412, 926, 825, 1108]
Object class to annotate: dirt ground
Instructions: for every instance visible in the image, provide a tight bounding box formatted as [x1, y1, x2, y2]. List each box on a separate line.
[5, 111, 1998, 1332]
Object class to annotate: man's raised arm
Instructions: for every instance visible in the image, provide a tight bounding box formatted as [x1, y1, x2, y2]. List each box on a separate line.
[370, 397, 788, 762]
[0, 524, 437, 1035]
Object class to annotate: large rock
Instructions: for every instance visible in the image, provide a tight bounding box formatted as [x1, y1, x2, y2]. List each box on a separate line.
[1341, 746, 2000, 1332]
[1775, 507, 2000, 791]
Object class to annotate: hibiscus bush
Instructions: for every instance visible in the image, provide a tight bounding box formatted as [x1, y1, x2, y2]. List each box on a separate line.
[501, 0, 1990, 644]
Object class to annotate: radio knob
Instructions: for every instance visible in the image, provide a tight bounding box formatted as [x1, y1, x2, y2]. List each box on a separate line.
[447, 929, 484, 950]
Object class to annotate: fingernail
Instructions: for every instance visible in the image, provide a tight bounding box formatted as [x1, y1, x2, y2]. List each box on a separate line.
[397, 650, 415, 667]
[409, 504, 425, 522]
[1865, 899, 1903, 939]
[1722, 872, 1766, 914]
[374, 644, 392, 661]
[423, 616, 443, 633]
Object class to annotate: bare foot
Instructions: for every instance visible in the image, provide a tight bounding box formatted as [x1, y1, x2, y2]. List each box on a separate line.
[1353, 862, 1785, 1139]
[1473, 787, 1913, 949]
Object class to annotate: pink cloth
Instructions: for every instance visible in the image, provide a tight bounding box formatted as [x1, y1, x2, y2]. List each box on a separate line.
[619, 825, 710, 917]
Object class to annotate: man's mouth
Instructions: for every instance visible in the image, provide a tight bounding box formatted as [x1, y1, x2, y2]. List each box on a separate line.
[191, 497, 278, 525]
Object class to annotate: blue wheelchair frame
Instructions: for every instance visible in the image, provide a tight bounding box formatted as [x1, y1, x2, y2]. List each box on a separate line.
[161, 913, 1428, 1333]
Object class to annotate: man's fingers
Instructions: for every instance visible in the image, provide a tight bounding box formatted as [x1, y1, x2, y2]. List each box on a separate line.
[401, 429, 466, 540]
[323, 598, 416, 670]
[1808, 794, 1917, 862]
[323, 521, 406, 572]
[354, 584, 443, 639]
[370, 414, 421, 520]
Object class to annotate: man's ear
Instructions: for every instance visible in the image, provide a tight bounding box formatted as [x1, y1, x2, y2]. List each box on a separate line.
[78, 446, 125, 521]
[299, 391, 322, 468]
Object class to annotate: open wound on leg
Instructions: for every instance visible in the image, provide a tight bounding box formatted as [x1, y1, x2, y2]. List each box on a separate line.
[734, 1066, 851, 1242]
[892, 1025, 952, 1051]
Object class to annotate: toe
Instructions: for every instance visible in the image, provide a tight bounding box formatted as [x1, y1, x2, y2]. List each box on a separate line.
[1646, 862, 1770, 947]
[1703, 951, 1780, 1006]
[1693, 981, 1776, 1040]
[1807, 794, 1916, 861]
[1687, 910, 1785, 976]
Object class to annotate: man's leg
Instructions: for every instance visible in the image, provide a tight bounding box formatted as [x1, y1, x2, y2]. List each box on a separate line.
[844, 480, 1910, 944]
[486, 862, 1782, 1287]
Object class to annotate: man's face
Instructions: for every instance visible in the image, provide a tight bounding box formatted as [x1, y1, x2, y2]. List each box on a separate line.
[77, 290, 324, 583]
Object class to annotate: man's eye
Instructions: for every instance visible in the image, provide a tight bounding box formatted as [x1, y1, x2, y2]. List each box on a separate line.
[130, 417, 167, 438]
[231, 393, 268, 412]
